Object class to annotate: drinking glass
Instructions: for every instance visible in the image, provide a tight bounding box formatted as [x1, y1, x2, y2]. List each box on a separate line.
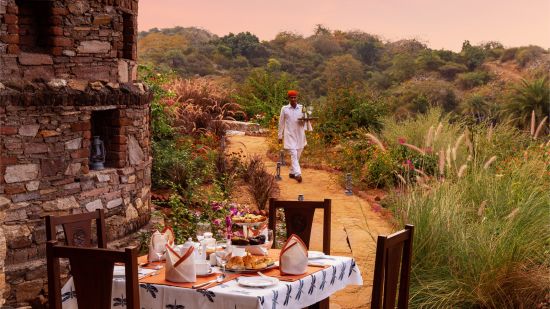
[215, 240, 231, 275]
[196, 222, 211, 242]
[307, 106, 314, 116]
[264, 229, 274, 250]
[154, 245, 167, 270]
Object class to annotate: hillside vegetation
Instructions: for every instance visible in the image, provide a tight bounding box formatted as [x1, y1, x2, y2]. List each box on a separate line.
[139, 26, 549, 129]
[140, 25, 550, 309]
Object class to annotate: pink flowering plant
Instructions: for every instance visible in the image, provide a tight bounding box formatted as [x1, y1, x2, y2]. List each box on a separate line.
[164, 196, 248, 243]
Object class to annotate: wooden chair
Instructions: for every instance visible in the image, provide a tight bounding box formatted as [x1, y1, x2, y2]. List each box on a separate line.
[268, 198, 331, 255]
[371, 224, 415, 309]
[45, 209, 107, 248]
[46, 240, 140, 309]
[268, 198, 331, 309]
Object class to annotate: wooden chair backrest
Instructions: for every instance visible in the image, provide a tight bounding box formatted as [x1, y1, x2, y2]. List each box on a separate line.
[268, 198, 332, 255]
[46, 241, 140, 309]
[371, 224, 414, 309]
[45, 209, 107, 248]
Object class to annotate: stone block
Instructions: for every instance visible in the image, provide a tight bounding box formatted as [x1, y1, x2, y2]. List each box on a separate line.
[11, 191, 40, 203]
[5, 208, 27, 222]
[0, 126, 18, 135]
[4, 183, 26, 195]
[95, 174, 110, 182]
[0, 196, 10, 210]
[128, 135, 144, 165]
[125, 205, 138, 220]
[106, 198, 122, 209]
[25, 180, 40, 191]
[18, 124, 40, 137]
[4, 164, 39, 183]
[67, 1, 90, 14]
[23, 65, 55, 80]
[62, 50, 76, 57]
[93, 14, 112, 25]
[51, 36, 72, 47]
[77, 40, 111, 54]
[4, 224, 31, 249]
[80, 187, 109, 198]
[39, 129, 61, 137]
[64, 163, 82, 176]
[70, 149, 88, 159]
[15, 280, 43, 303]
[40, 158, 65, 177]
[118, 60, 128, 83]
[65, 137, 82, 150]
[42, 196, 79, 211]
[18, 53, 54, 65]
[24, 143, 48, 154]
[85, 199, 103, 212]
[70, 121, 91, 132]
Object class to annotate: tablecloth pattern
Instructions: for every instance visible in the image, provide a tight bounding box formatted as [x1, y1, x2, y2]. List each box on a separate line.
[61, 255, 362, 309]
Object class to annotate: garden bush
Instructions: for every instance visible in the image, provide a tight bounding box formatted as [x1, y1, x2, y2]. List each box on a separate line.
[387, 143, 550, 308]
[456, 70, 492, 89]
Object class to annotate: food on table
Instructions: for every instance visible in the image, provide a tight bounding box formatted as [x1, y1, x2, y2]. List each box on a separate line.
[232, 213, 267, 223]
[230, 236, 250, 246]
[248, 235, 266, 245]
[231, 234, 267, 246]
[226, 254, 274, 271]
[243, 254, 273, 269]
[226, 256, 245, 270]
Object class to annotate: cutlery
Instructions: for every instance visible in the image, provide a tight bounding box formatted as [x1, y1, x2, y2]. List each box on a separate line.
[192, 274, 225, 289]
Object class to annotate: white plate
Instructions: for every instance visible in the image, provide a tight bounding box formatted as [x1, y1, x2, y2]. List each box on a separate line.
[238, 276, 279, 287]
[308, 251, 326, 259]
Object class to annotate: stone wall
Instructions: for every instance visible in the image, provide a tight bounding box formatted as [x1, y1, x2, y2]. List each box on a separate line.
[0, 83, 152, 306]
[0, 0, 138, 83]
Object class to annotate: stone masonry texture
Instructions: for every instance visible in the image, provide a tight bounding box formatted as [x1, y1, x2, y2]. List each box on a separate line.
[0, 0, 151, 306]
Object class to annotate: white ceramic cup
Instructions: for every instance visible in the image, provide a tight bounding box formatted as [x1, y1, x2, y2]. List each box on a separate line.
[195, 260, 211, 275]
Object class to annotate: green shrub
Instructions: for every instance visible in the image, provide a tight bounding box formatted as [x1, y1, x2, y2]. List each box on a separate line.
[361, 149, 397, 188]
[499, 47, 518, 62]
[438, 62, 468, 79]
[515, 45, 545, 67]
[389, 80, 458, 117]
[152, 139, 215, 197]
[456, 70, 492, 89]
[387, 144, 550, 308]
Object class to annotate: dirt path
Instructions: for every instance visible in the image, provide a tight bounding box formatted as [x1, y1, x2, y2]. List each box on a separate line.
[227, 134, 393, 309]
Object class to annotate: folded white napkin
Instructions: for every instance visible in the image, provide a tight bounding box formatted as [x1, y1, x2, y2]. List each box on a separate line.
[165, 245, 196, 283]
[147, 227, 175, 262]
[279, 234, 308, 275]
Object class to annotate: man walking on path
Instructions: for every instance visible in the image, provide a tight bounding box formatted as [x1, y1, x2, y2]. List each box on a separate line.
[278, 90, 312, 183]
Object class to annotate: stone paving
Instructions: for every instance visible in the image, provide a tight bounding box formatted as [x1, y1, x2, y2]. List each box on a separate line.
[227, 134, 393, 309]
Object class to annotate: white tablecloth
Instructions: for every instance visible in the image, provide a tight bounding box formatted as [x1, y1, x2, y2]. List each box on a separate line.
[61, 255, 362, 309]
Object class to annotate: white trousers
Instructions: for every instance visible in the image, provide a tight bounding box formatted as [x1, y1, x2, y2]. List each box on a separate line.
[287, 148, 303, 176]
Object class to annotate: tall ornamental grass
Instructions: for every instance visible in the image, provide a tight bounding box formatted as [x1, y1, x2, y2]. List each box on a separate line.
[387, 141, 550, 308]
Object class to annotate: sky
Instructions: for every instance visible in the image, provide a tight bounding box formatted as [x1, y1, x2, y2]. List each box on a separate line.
[138, 0, 550, 51]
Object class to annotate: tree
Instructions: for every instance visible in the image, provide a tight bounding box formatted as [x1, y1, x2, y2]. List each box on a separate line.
[461, 40, 486, 70]
[322, 54, 365, 88]
[233, 62, 297, 125]
[502, 77, 550, 128]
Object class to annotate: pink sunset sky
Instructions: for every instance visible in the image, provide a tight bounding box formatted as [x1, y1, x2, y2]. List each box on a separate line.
[138, 0, 550, 51]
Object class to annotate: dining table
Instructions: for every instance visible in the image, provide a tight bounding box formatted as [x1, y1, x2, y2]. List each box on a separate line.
[60, 249, 363, 309]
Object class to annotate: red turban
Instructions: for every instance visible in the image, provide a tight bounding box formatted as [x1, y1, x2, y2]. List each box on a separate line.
[287, 90, 298, 97]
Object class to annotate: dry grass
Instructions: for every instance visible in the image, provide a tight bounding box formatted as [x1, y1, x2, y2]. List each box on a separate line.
[167, 78, 244, 137]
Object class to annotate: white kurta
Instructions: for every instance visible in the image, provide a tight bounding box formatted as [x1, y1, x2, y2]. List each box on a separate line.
[278, 103, 311, 150]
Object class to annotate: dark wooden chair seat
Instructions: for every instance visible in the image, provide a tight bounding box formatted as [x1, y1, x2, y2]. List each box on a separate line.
[46, 240, 140, 309]
[46, 209, 107, 248]
[268, 198, 331, 309]
[371, 224, 415, 309]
